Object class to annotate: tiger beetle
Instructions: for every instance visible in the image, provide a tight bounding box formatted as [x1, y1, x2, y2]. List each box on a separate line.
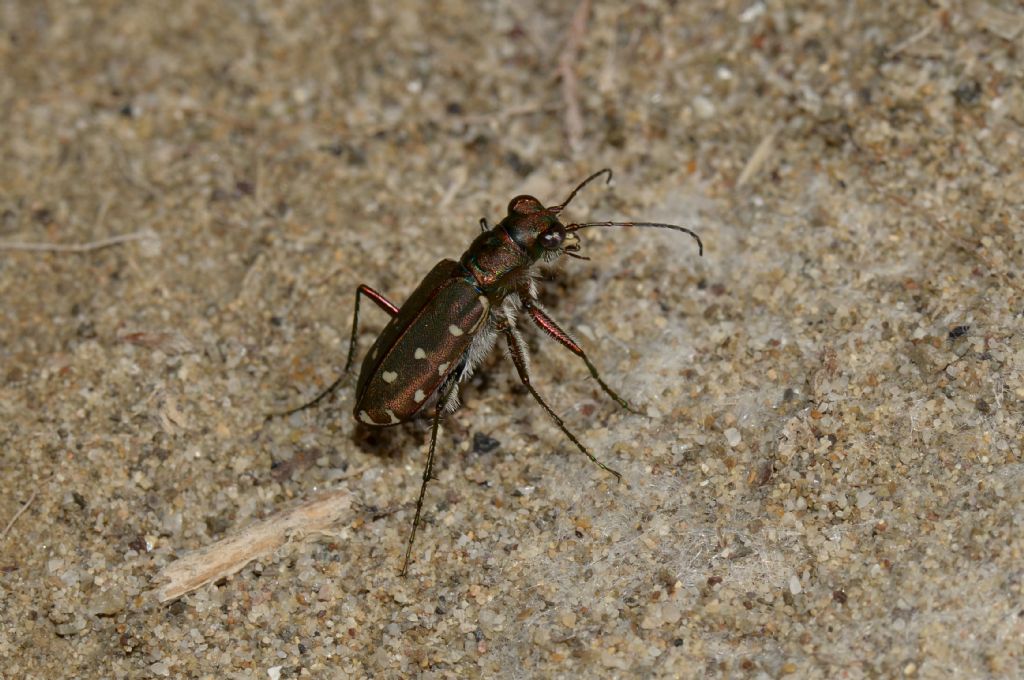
[274, 169, 702, 575]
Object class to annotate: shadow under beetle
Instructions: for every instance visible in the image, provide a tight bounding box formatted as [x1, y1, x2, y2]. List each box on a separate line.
[276, 169, 702, 575]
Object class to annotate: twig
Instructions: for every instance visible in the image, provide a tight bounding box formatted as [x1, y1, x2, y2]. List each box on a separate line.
[438, 165, 468, 208]
[971, 3, 1024, 41]
[152, 488, 353, 602]
[450, 102, 559, 128]
[1, 491, 37, 540]
[337, 102, 559, 141]
[736, 129, 778, 188]
[888, 20, 936, 56]
[559, 0, 592, 154]
[0, 230, 154, 253]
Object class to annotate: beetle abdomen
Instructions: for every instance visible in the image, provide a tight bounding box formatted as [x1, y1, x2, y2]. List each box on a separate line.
[354, 260, 490, 426]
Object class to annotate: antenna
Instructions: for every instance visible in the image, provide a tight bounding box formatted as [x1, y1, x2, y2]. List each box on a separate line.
[564, 220, 703, 256]
[550, 168, 613, 213]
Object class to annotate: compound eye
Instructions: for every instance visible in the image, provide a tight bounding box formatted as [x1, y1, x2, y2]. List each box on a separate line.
[508, 195, 542, 215]
[539, 225, 565, 249]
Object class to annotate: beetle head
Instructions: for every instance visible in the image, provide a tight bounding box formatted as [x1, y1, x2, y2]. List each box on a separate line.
[500, 195, 579, 262]
[499, 169, 704, 264]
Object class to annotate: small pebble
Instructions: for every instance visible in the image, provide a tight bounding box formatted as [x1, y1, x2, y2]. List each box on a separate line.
[54, 618, 87, 637]
[87, 588, 126, 617]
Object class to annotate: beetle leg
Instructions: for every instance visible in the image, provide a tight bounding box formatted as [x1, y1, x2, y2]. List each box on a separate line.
[401, 376, 459, 576]
[345, 284, 399, 372]
[501, 322, 622, 482]
[268, 284, 398, 418]
[521, 299, 641, 415]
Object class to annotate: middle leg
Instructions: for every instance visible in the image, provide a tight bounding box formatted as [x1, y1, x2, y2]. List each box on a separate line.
[401, 376, 459, 576]
[268, 283, 398, 418]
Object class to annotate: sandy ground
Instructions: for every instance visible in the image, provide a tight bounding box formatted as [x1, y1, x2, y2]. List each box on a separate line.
[2, 1, 1022, 678]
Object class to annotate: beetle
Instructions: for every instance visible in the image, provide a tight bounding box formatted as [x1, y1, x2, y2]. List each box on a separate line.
[275, 169, 702, 575]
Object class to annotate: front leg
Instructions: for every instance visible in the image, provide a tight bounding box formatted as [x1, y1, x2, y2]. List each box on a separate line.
[500, 319, 621, 482]
[521, 298, 641, 415]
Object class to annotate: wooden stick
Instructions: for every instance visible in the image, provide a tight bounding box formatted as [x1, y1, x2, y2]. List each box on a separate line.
[0, 230, 154, 253]
[736, 129, 777, 188]
[152, 488, 352, 602]
[559, 0, 592, 154]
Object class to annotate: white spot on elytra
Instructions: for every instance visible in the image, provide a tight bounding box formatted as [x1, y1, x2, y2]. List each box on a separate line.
[382, 370, 397, 383]
[448, 324, 464, 337]
[437, 362, 450, 375]
[414, 389, 425, 403]
[414, 347, 426, 360]
[358, 410, 374, 425]
[385, 409, 400, 424]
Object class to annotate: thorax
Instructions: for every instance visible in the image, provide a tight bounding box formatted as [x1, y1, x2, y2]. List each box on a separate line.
[459, 227, 532, 294]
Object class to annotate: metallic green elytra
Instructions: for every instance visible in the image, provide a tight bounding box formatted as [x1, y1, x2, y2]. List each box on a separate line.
[274, 169, 703, 576]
